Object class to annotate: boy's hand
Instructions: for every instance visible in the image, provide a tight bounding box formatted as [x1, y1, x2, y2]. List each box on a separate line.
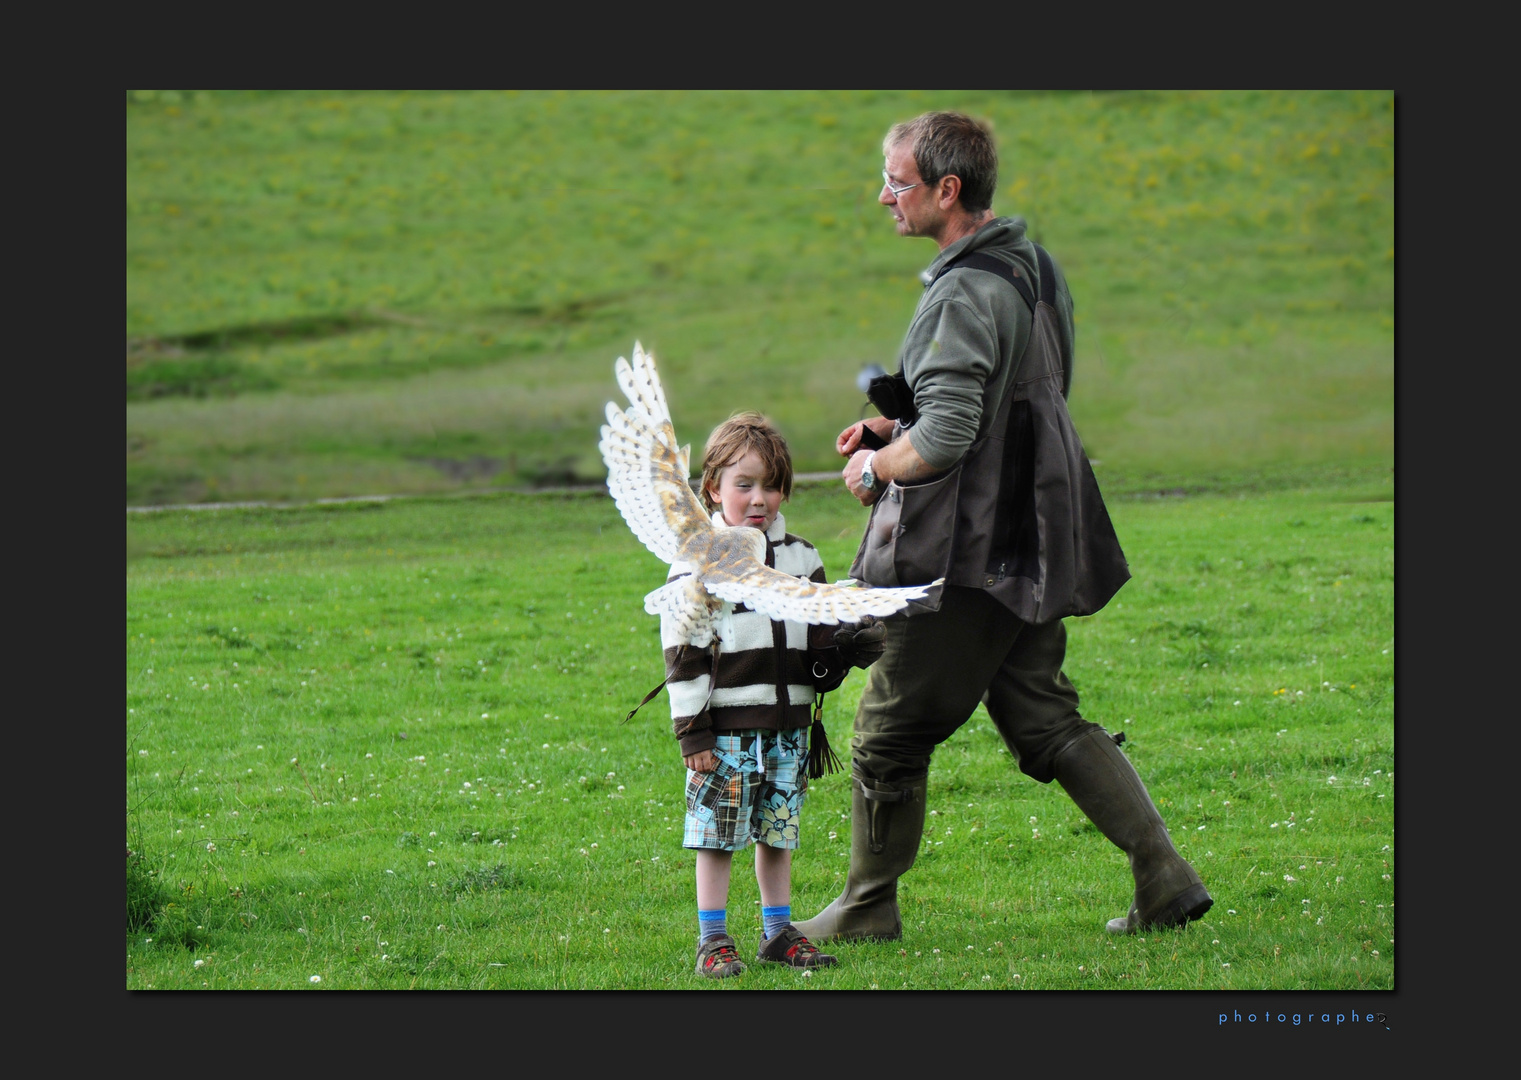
[684, 749, 718, 773]
[834, 616, 888, 668]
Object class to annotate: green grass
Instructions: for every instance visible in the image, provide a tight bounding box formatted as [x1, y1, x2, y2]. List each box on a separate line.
[125, 472, 1393, 989]
[126, 90, 1392, 505]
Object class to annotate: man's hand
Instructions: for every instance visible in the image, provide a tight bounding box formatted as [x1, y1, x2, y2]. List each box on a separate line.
[834, 616, 888, 669]
[684, 749, 718, 773]
[843, 448, 882, 506]
[837, 416, 895, 457]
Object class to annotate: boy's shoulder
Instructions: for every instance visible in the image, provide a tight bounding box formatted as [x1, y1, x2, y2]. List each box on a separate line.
[779, 531, 816, 551]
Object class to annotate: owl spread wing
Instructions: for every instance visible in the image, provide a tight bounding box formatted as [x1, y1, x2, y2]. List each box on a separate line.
[599, 341, 943, 644]
[598, 342, 712, 566]
[703, 561, 940, 626]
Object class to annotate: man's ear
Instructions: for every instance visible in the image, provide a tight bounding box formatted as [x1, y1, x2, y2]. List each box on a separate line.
[936, 174, 962, 209]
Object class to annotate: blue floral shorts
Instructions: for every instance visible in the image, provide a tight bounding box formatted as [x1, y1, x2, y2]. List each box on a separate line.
[682, 728, 808, 852]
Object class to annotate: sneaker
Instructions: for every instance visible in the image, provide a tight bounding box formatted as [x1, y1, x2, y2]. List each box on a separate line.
[695, 933, 747, 978]
[755, 925, 837, 969]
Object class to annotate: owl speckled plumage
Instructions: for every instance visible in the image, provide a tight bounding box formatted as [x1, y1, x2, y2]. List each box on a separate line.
[599, 342, 939, 648]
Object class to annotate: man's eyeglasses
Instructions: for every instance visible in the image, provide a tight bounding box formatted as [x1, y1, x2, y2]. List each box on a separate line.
[882, 171, 921, 197]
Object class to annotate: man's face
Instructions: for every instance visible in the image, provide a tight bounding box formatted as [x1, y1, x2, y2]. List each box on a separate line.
[881, 141, 942, 240]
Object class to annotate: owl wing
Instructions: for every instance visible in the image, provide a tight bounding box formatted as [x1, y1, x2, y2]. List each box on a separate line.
[702, 560, 942, 626]
[599, 342, 711, 566]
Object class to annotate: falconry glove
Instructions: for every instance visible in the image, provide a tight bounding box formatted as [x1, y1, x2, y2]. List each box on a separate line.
[833, 616, 887, 669]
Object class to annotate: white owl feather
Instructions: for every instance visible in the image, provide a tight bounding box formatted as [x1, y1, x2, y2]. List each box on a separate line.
[599, 342, 940, 648]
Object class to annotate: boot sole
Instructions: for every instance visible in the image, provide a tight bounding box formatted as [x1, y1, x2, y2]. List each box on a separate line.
[793, 923, 902, 944]
[829, 928, 901, 943]
[1143, 884, 1213, 930]
[1108, 884, 1214, 934]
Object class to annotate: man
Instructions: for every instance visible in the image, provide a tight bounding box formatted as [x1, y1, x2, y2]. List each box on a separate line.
[795, 111, 1212, 942]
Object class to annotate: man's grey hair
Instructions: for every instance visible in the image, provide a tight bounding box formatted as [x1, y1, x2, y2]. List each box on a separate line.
[884, 111, 999, 215]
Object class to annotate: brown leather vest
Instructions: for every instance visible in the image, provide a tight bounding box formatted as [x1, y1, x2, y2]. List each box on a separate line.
[850, 246, 1130, 623]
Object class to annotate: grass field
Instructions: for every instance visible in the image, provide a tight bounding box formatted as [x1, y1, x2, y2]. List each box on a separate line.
[125, 471, 1393, 990]
[126, 90, 1392, 506]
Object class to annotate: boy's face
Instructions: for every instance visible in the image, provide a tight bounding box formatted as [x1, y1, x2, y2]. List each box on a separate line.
[708, 448, 783, 533]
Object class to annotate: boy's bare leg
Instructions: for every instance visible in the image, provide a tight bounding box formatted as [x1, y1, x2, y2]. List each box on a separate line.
[755, 844, 791, 909]
[695, 849, 734, 910]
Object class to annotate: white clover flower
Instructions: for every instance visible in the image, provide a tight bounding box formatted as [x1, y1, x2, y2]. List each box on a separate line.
[194, 959, 205, 968]
[309, 975, 321, 984]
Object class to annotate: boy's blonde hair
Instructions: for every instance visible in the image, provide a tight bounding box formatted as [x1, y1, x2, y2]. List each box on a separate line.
[699, 411, 794, 512]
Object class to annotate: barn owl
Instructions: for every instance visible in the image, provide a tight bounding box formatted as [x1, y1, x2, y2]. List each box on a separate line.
[599, 342, 939, 648]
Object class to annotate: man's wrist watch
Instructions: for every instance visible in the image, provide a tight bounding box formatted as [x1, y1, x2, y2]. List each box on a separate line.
[860, 451, 878, 493]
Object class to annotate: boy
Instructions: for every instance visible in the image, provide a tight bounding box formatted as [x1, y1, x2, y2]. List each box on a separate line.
[664, 412, 886, 978]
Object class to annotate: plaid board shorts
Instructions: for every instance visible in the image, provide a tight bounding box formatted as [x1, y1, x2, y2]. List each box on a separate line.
[682, 728, 808, 852]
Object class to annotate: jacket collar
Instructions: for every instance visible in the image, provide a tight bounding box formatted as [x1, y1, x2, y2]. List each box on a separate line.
[920, 215, 1028, 286]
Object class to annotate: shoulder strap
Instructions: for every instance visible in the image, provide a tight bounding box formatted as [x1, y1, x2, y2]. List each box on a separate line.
[933, 243, 1069, 396]
[1032, 244, 1057, 307]
[1029, 244, 1069, 397]
[932, 250, 1037, 312]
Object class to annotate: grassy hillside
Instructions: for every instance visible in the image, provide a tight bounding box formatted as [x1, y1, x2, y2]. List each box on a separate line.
[126, 90, 1393, 505]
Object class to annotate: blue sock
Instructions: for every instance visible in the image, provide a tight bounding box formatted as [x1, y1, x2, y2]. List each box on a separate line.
[762, 905, 791, 940]
[698, 908, 728, 944]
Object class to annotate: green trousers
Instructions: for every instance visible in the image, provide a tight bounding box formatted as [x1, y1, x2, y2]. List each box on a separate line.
[852, 585, 1104, 785]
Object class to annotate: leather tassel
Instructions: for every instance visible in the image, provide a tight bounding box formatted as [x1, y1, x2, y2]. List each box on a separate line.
[806, 692, 844, 779]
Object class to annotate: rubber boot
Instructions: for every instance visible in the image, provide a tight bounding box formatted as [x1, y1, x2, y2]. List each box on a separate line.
[1052, 727, 1213, 934]
[794, 773, 927, 943]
